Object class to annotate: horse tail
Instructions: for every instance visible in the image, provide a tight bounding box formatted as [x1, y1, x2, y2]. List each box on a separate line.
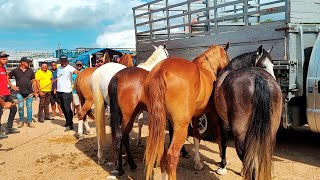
[145, 74, 166, 180]
[108, 76, 122, 156]
[91, 72, 106, 161]
[243, 76, 272, 180]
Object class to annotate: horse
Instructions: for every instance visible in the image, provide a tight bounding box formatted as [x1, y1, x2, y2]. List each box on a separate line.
[109, 45, 200, 176]
[75, 54, 134, 139]
[213, 46, 282, 180]
[144, 44, 230, 180]
[91, 45, 169, 165]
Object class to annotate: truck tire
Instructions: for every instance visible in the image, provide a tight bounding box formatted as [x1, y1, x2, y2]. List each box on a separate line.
[190, 113, 215, 140]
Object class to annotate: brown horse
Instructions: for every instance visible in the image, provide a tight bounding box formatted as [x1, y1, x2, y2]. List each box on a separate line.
[75, 54, 134, 139]
[107, 45, 172, 176]
[214, 47, 282, 180]
[144, 44, 230, 180]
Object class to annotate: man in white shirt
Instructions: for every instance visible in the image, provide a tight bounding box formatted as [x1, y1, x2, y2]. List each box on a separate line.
[56, 55, 78, 131]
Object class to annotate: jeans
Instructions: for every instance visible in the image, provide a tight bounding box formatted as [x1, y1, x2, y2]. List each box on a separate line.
[57, 92, 73, 127]
[0, 95, 17, 129]
[38, 92, 51, 119]
[16, 93, 33, 123]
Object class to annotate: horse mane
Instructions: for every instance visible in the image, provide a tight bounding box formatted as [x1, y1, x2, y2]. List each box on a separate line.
[219, 49, 272, 76]
[192, 45, 225, 75]
[137, 45, 168, 71]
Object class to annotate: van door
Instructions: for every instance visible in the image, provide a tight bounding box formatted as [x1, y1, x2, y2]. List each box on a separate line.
[306, 35, 320, 132]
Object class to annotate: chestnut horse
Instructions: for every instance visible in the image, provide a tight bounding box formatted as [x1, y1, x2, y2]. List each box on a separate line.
[144, 44, 229, 180]
[91, 45, 169, 165]
[75, 54, 134, 139]
[214, 47, 282, 180]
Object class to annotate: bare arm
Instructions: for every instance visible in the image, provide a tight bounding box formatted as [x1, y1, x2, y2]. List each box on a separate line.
[7, 75, 19, 91]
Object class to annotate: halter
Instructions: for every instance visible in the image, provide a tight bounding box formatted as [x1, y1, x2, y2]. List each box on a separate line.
[204, 55, 214, 72]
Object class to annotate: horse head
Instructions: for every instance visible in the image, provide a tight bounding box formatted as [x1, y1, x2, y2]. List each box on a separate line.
[255, 45, 275, 79]
[202, 42, 230, 74]
[118, 54, 134, 67]
[138, 44, 169, 71]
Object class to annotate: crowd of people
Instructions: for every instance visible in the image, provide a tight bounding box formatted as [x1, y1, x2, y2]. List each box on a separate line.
[0, 52, 87, 140]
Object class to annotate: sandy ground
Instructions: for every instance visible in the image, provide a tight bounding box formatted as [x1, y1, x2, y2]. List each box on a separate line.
[0, 100, 319, 180]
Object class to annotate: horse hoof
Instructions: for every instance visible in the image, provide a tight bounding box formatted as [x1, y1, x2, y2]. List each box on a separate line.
[106, 175, 117, 180]
[194, 162, 203, 171]
[111, 169, 125, 177]
[98, 159, 105, 165]
[130, 163, 137, 171]
[77, 134, 84, 140]
[216, 167, 227, 175]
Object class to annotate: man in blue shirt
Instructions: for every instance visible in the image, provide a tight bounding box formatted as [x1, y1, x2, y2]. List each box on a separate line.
[50, 61, 63, 118]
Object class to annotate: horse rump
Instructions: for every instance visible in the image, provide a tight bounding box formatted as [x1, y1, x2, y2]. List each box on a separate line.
[243, 76, 272, 180]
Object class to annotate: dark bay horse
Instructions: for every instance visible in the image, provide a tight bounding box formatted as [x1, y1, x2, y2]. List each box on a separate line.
[75, 54, 134, 139]
[214, 46, 282, 180]
[144, 44, 230, 180]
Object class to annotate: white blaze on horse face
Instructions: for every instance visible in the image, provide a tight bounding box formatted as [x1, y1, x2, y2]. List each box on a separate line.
[263, 57, 276, 79]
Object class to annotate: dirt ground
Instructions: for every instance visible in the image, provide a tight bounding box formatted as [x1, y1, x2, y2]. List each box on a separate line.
[0, 100, 319, 180]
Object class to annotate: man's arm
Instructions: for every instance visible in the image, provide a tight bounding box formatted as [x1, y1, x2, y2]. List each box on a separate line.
[7, 74, 19, 91]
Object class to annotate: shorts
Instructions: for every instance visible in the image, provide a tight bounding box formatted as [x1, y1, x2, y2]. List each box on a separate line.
[50, 91, 60, 104]
[72, 93, 80, 106]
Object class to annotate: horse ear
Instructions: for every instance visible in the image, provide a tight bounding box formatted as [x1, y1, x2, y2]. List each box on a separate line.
[163, 43, 167, 49]
[257, 45, 263, 56]
[152, 44, 157, 50]
[224, 42, 230, 51]
[267, 46, 273, 54]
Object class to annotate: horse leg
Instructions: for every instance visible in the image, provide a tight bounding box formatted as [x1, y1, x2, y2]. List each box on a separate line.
[191, 118, 203, 171]
[77, 120, 84, 140]
[136, 111, 144, 147]
[160, 147, 168, 180]
[216, 117, 228, 175]
[168, 120, 189, 159]
[123, 135, 137, 171]
[167, 122, 188, 180]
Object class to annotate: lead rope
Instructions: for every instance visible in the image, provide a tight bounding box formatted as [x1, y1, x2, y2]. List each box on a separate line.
[10, 74, 63, 106]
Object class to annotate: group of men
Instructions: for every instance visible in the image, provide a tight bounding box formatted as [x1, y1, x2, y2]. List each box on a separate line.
[0, 52, 85, 140]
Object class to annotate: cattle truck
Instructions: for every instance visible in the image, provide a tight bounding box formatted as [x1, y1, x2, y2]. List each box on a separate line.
[132, 0, 320, 138]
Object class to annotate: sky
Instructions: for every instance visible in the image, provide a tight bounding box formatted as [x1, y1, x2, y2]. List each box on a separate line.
[0, 0, 152, 52]
[0, 0, 282, 52]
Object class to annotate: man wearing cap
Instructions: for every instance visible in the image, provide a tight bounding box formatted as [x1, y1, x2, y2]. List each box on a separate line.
[0, 51, 19, 138]
[56, 55, 79, 131]
[8, 57, 37, 128]
[50, 61, 63, 117]
[35, 63, 53, 122]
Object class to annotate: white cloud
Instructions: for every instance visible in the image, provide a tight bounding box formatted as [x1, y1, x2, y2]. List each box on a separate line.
[96, 29, 135, 48]
[0, 0, 146, 48]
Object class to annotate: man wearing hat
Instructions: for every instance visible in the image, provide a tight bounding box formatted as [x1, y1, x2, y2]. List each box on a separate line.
[0, 51, 19, 138]
[56, 55, 79, 131]
[9, 57, 37, 128]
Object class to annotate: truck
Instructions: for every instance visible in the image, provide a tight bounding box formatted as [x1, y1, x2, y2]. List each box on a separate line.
[132, 0, 320, 138]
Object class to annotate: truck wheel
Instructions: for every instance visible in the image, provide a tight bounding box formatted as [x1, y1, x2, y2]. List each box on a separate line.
[190, 113, 215, 140]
